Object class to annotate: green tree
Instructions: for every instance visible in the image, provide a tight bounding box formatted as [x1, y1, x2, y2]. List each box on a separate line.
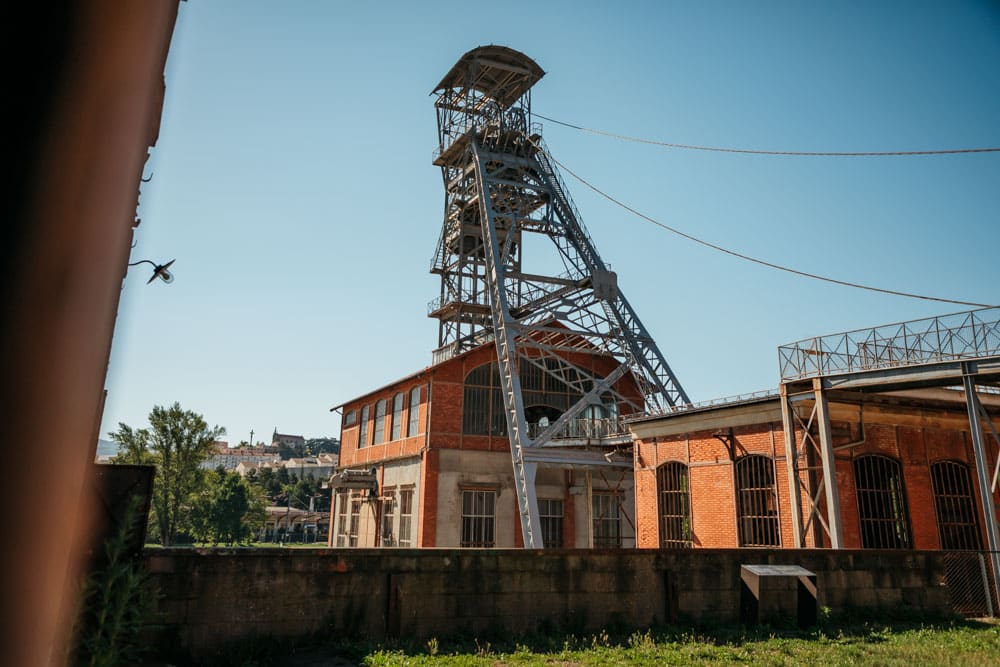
[276, 465, 291, 486]
[285, 475, 331, 512]
[249, 466, 284, 502]
[304, 437, 340, 455]
[190, 468, 265, 545]
[276, 441, 306, 460]
[110, 403, 224, 546]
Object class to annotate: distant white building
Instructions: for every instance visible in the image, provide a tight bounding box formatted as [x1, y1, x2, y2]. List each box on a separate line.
[235, 453, 336, 480]
[283, 454, 335, 480]
[201, 441, 280, 471]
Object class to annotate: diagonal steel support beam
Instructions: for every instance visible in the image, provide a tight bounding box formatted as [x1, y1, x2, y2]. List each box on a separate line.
[472, 140, 542, 548]
[963, 371, 1000, 608]
[533, 363, 630, 447]
[973, 399, 1000, 493]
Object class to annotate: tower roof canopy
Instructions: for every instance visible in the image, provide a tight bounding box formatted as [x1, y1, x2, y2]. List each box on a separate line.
[433, 45, 545, 108]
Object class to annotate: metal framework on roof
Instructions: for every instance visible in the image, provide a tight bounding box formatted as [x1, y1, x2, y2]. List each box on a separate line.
[777, 307, 1000, 605]
[428, 46, 688, 548]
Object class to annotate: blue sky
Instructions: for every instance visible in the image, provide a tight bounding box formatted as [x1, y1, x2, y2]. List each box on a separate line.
[102, 1, 1000, 443]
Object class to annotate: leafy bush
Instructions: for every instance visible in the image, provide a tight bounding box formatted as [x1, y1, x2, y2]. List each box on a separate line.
[70, 496, 158, 666]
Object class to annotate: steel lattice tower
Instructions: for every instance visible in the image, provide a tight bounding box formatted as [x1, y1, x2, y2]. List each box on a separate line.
[428, 46, 689, 547]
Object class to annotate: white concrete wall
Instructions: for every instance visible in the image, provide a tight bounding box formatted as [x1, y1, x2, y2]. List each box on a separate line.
[331, 457, 421, 549]
[434, 449, 635, 548]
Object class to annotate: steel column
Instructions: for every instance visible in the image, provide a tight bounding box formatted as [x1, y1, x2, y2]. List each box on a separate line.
[962, 372, 1000, 607]
[813, 378, 843, 548]
[780, 386, 804, 548]
[472, 140, 542, 548]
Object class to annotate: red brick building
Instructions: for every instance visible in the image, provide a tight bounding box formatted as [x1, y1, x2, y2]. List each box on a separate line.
[329, 339, 641, 549]
[331, 332, 1000, 558]
[629, 388, 1000, 552]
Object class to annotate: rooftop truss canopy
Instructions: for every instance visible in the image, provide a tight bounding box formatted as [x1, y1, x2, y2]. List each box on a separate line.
[777, 307, 1000, 607]
[428, 46, 688, 548]
[433, 45, 545, 110]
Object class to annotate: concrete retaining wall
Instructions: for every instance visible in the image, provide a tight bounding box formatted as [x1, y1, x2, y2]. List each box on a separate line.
[145, 548, 951, 657]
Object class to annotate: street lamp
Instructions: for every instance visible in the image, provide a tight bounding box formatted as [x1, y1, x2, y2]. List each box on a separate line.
[127, 258, 175, 284]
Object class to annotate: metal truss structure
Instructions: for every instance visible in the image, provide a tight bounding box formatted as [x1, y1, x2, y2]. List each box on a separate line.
[778, 307, 1000, 604]
[428, 46, 688, 547]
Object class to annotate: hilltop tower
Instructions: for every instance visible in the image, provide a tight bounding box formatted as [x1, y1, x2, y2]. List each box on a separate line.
[427, 46, 688, 547]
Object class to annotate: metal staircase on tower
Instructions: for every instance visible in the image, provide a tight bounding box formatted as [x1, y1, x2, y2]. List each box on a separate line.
[428, 46, 689, 547]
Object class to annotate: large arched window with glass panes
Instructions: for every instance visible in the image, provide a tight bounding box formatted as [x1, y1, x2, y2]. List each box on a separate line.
[391, 392, 404, 440]
[734, 454, 780, 547]
[407, 386, 420, 437]
[854, 454, 911, 549]
[462, 358, 617, 436]
[931, 460, 982, 551]
[372, 399, 386, 445]
[656, 461, 692, 548]
[462, 362, 507, 436]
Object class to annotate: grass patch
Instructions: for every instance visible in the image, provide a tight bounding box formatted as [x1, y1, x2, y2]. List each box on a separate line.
[357, 620, 1000, 666]
[174, 618, 1000, 666]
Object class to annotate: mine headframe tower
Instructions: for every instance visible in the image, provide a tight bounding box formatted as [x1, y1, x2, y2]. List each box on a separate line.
[428, 46, 689, 547]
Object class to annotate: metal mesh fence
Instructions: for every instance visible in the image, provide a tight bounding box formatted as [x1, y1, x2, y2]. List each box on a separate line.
[942, 551, 997, 617]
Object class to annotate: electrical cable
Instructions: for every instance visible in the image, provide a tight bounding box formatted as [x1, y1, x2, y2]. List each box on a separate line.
[536, 146, 993, 309]
[534, 113, 1000, 157]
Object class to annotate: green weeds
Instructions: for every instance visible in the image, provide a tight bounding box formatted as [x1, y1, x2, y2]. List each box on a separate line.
[357, 619, 1000, 667]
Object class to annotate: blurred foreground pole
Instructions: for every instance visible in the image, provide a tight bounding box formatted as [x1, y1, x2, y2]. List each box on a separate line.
[0, 2, 180, 663]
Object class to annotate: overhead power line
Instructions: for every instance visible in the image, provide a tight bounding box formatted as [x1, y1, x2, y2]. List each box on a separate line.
[534, 113, 1000, 157]
[536, 146, 993, 309]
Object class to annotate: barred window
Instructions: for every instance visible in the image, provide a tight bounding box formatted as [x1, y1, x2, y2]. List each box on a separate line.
[373, 399, 386, 445]
[463, 363, 504, 436]
[656, 462, 692, 548]
[391, 393, 404, 441]
[348, 498, 361, 547]
[335, 491, 349, 547]
[931, 460, 982, 551]
[854, 454, 911, 549]
[407, 386, 421, 437]
[592, 491, 622, 548]
[381, 490, 396, 547]
[538, 498, 564, 548]
[398, 488, 414, 547]
[358, 405, 369, 448]
[462, 359, 592, 436]
[461, 489, 496, 547]
[735, 454, 780, 547]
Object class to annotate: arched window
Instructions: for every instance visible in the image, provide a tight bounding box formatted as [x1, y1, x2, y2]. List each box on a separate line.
[407, 386, 421, 437]
[931, 460, 982, 551]
[358, 405, 369, 448]
[372, 399, 386, 445]
[854, 454, 911, 549]
[734, 454, 780, 547]
[656, 462, 692, 548]
[462, 358, 596, 436]
[462, 362, 505, 436]
[391, 392, 404, 440]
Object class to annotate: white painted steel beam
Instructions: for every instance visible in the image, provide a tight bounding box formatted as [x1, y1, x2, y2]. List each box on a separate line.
[963, 372, 1000, 608]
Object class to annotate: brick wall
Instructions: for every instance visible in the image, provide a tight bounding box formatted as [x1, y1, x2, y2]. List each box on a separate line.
[339, 380, 427, 469]
[633, 399, 1000, 552]
[145, 548, 952, 659]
